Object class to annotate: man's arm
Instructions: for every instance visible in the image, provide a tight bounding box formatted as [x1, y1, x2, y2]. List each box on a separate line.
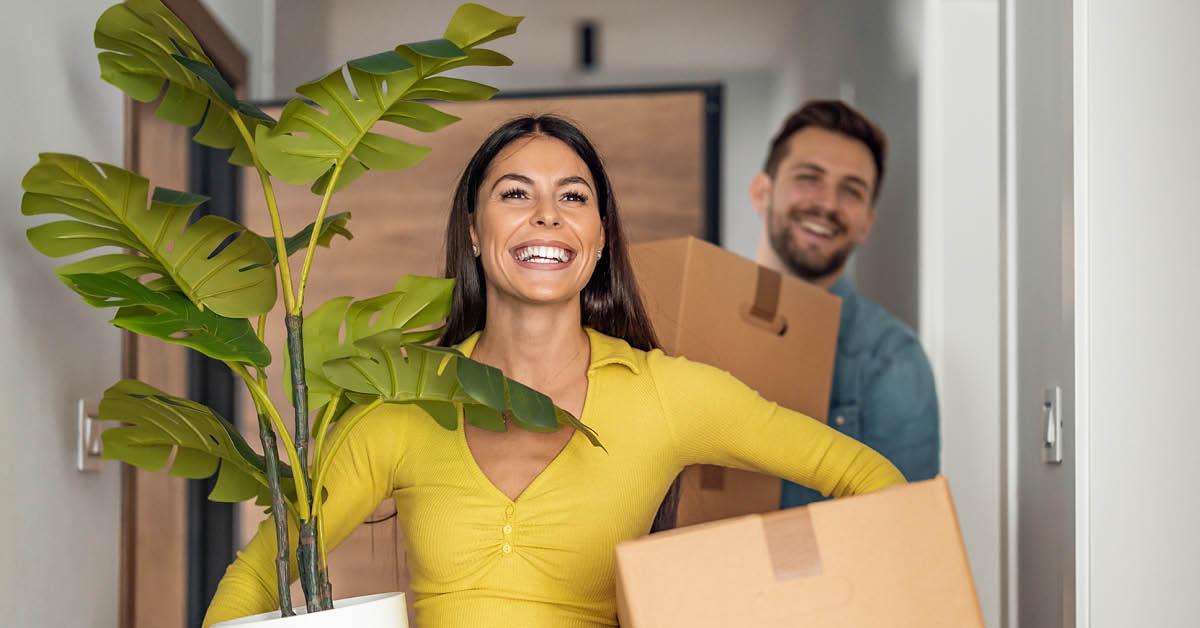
[859, 333, 940, 482]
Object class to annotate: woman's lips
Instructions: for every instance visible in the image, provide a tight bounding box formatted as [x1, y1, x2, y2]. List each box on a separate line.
[510, 241, 576, 271]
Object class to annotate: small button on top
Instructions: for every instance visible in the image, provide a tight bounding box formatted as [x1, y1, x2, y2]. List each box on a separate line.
[503, 524, 513, 535]
[504, 504, 515, 518]
[834, 415, 846, 426]
[502, 544, 513, 554]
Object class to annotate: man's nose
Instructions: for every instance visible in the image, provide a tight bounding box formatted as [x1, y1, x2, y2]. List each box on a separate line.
[812, 181, 838, 210]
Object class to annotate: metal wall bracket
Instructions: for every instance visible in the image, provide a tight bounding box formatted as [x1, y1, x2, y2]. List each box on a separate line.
[1043, 386, 1063, 464]
[77, 399, 103, 472]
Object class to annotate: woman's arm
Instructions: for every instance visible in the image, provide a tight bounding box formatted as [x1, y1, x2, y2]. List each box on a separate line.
[650, 352, 905, 498]
[202, 404, 409, 627]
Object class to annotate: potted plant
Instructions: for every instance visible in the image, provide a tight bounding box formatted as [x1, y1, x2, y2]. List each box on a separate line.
[19, 0, 601, 624]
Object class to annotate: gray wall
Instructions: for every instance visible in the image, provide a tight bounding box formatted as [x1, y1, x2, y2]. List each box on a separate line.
[770, 0, 924, 332]
[0, 1, 123, 625]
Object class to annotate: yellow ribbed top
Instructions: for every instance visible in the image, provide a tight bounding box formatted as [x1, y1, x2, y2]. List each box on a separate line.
[204, 328, 904, 627]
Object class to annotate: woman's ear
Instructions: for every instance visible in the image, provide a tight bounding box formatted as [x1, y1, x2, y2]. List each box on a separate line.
[469, 220, 480, 257]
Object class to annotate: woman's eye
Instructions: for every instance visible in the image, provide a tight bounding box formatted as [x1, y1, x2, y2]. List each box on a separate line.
[561, 191, 589, 203]
[500, 188, 529, 200]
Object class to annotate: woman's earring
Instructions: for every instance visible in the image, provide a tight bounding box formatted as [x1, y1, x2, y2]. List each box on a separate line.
[596, 249, 603, 260]
[472, 244, 480, 257]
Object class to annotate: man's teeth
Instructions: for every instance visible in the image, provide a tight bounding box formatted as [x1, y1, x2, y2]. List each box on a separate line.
[515, 245, 572, 263]
[800, 220, 835, 237]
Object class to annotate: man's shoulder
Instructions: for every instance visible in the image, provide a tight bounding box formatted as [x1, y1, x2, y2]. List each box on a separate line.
[841, 288, 923, 360]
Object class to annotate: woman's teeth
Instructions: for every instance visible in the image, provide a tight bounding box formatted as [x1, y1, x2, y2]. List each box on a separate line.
[515, 245, 572, 263]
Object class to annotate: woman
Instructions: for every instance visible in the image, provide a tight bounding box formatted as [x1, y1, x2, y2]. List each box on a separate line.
[204, 116, 904, 628]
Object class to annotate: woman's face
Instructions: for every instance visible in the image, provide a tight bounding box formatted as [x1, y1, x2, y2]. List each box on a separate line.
[470, 135, 604, 306]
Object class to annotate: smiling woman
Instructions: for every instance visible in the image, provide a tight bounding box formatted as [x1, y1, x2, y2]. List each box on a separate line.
[204, 116, 906, 628]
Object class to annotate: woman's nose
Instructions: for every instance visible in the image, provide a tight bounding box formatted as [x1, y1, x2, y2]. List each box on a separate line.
[531, 200, 562, 228]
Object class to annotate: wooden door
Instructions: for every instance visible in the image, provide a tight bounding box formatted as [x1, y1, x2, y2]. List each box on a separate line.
[120, 2, 248, 626]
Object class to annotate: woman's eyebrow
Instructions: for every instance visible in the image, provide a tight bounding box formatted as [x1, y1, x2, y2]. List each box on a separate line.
[490, 173, 534, 191]
[558, 175, 593, 191]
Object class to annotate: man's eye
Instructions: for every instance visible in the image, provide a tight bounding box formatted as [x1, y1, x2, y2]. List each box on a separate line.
[842, 186, 865, 200]
[795, 174, 818, 182]
[561, 191, 589, 203]
[500, 188, 528, 199]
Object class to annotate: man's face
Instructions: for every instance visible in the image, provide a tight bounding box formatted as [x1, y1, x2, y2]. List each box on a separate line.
[753, 127, 878, 281]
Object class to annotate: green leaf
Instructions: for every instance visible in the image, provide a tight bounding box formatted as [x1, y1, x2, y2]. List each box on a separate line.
[285, 275, 455, 410]
[257, 3, 520, 191]
[99, 379, 282, 503]
[21, 153, 277, 318]
[62, 272, 270, 367]
[95, 0, 274, 166]
[443, 3, 524, 48]
[347, 50, 415, 75]
[506, 379, 559, 431]
[405, 77, 499, 102]
[323, 331, 597, 443]
[455, 357, 507, 411]
[256, 212, 354, 266]
[379, 101, 462, 133]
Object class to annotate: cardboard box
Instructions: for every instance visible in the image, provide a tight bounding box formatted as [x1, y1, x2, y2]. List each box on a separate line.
[615, 477, 985, 628]
[629, 237, 842, 525]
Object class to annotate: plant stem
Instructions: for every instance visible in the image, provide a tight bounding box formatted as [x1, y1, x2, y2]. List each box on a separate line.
[311, 390, 343, 477]
[255, 411, 295, 617]
[312, 399, 384, 516]
[294, 161, 344, 313]
[230, 113, 297, 313]
[231, 365, 310, 520]
[285, 312, 320, 612]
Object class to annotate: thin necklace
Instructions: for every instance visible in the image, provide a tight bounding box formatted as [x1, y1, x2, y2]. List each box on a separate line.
[502, 339, 587, 425]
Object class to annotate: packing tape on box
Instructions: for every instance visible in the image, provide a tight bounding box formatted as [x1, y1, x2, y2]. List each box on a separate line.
[743, 266, 788, 335]
[698, 464, 725, 490]
[762, 507, 823, 581]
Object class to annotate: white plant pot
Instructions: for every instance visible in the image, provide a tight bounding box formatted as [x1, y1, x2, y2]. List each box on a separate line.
[212, 592, 408, 627]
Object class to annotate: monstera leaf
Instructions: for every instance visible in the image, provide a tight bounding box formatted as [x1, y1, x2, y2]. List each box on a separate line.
[21, 153, 276, 318]
[62, 272, 270, 367]
[255, 3, 522, 193]
[99, 379, 288, 503]
[95, 0, 274, 166]
[286, 275, 455, 411]
[325, 329, 602, 447]
[259, 211, 354, 266]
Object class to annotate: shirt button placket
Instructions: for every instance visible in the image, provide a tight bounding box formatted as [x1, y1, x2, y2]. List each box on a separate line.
[502, 504, 515, 556]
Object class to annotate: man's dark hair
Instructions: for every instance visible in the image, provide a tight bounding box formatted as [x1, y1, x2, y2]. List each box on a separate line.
[763, 100, 888, 201]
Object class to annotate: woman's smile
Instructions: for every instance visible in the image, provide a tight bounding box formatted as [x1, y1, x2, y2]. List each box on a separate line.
[511, 239, 577, 270]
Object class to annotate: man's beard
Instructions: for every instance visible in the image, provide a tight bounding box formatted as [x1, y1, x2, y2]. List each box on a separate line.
[767, 203, 855, 282]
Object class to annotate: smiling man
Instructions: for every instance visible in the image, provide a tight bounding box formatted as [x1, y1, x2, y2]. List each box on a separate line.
[750, 100, 939, 508]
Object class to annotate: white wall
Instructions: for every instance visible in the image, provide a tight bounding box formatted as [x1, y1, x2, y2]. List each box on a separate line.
[1082, 1, 1200, 624]
[0, 1, 123, 625]
[201, 0, 276, 100]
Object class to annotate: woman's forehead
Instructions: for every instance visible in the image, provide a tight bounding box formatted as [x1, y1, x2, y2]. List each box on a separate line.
[484, 136, 594, 185]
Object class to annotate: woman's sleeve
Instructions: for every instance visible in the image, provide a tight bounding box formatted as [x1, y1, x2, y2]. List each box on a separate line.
[202, 404, 408, 627]
[651, 353, 905, 498]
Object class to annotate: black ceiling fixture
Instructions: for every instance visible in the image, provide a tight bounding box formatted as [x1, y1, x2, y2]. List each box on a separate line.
[578, 20, 598, 72]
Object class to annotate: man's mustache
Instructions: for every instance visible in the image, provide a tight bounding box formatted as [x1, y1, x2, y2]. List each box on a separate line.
[785, 206, 846, 235]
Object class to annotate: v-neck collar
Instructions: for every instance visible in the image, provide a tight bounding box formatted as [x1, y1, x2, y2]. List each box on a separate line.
[455, 327, 641, 375]
[452, 326, 628, 504]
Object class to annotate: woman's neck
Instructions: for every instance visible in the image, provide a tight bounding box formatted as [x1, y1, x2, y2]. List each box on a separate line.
[471, 293, 591, 389]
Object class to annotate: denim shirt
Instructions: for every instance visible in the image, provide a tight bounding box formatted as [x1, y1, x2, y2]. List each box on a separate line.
[780, 276, 940, 508]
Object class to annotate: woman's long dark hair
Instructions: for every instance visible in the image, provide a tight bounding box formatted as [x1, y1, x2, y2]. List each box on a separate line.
[439, 115, 680, 533]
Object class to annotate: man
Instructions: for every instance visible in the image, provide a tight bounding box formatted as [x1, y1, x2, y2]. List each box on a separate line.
[750, 100, 939, 508]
